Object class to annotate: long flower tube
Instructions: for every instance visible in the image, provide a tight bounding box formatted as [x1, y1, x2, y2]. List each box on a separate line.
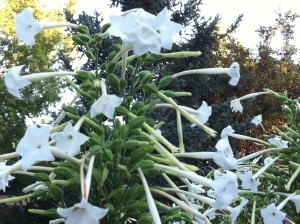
[174, 152, 215, 160]
[151, 188, 212, 224]
[155, 164, 213, 187]
[252, 156, 279, 180]
[172, 62, 240, 86]
[137, 168, 162, 224]
[237, 147, 281, 162]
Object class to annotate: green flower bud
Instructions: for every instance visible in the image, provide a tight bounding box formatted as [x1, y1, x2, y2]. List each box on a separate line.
[72, 35, 86, 45]
[77, 25, 89, 34]
[78, 33, 90, 42]
[159, 75, 174, 87]
[76, 70, 90, 80]
[107, 73, 120, 89]
[101, 23, 111, 33]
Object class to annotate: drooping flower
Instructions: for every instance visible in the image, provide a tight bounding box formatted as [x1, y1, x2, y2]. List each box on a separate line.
[227, 62, 240, 86]
[51, 123, 89, 156]
[57, 198, 108, 224]
[220, 125, 235, 138]
[16, 124, 54, 170]
[211, 170, 238, 209]
[15, 8, 43, 46]
[90, 79, 123, 119]
[260, 203, 286, 224]
[4, 65, 31, 99]
[213, 137, 237, 170]
[251, 114, 262, 126]
[189, 101, 212, 127]
[237, 170, 260, 192]
[0, 160, 15, 192]
[15, 8, 78, 46]
[230, 92, 269, 113]
[268, 136, 289, 149]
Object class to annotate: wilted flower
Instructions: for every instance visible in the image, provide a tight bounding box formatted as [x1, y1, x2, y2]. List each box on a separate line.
[4, 65, 31, 99]
[230, 92, 269, 113]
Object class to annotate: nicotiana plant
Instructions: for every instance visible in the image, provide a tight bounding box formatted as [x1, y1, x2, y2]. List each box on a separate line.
[0, 7, 299, 224]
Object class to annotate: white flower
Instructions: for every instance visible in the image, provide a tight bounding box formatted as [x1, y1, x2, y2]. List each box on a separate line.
[227, 62, 240, 86]
[238, 170, 260, 192]
[268, 136, 289, 148]
[263, 157, 273, 166]
[213, 137, 237, 170]
[291, 195, 300, 213]
[150, 7, 183, 50]
[227, 197, 248, 224]
[4, 65, 31, 99]
[57, 198, 108, 224]
[260, 203, 286, 224]
[16, 124, 54, 170]
[51, 123, 89, 156]
[221, 125, 235, 138]
[230, 99, 243, 113]
[211, 170, 238, 209]
[251, 114, 262, 126]
[90, 79, 123, 119]
[0, 161, 15, 192]
[15, 8, 43, 46]
[108, 8, 182, 56]
[190, 101, 212, 127]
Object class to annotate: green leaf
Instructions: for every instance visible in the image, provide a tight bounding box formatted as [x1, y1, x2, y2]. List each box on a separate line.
[34, 173, 49, 182]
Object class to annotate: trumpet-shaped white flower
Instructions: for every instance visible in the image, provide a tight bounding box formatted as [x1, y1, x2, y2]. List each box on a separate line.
[189, 101, 212, 127]
[227, 62, 240, 86]
[251, 114, 262, 126]
[213, 137, 237, 170]
[0, 160, 15, 192]
[230, 92, 269, 113]
[51, 123, 89, 156]
[108, 8, 182, 56]
[220, 125, 235, 138]
[57, 198, 108, 224]
[57, 155, 108, 224]
[237, 170, 260, 192]
[211, 170, 238, 209]
[230, 99, 243, 113]
[15, 8, 78, 46]
[150, 7, 183, 50]
[291, 195, 300, 213]
[16, 124, 54, 170]
[268, 136, 289, 148]
[4, 65, 31, 99]
[90, 79, 123, 119]
[228, 197, 249, 224]
[15, 8, 43, 46]
[260, 203, 286, 224]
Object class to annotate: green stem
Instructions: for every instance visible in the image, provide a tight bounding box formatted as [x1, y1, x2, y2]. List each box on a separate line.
[285, 162, 300, 191]
[176, 110, 185, 152]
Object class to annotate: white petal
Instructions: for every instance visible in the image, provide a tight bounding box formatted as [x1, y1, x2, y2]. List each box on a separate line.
[15, 8, 43, 45]
[4, 65, 31, 99]
[227, 62, 240, 86]
[230, 99, 243, 113]
[52, 123, 89, 156]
